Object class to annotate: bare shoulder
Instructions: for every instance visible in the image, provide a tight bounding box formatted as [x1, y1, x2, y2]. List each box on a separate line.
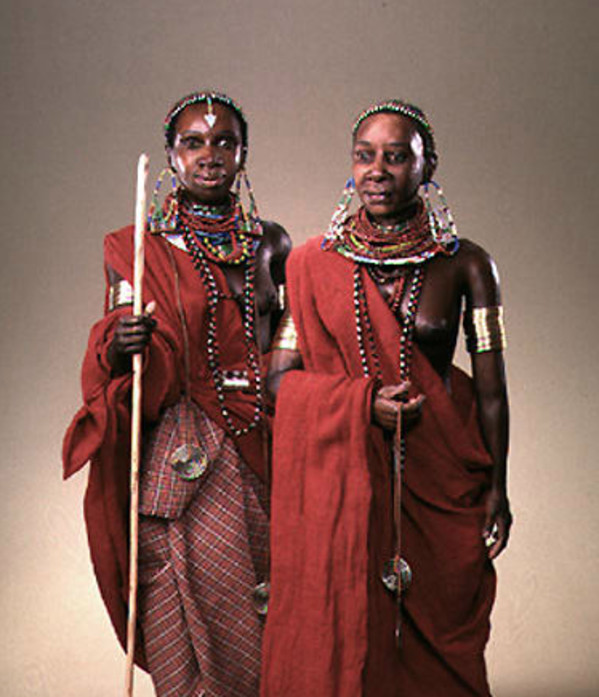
[258, 221, 293, 285]
[456, 238, 500, 279]
[260, 220, 292, 259]
[455, 238, 502, 305]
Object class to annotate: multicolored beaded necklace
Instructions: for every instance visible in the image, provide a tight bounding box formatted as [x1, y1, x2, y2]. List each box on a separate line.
[178, 193, 260, 265]
[333, 201, 454, 266]
[332, 198, 457, 378]
[329, 199, 445, 383]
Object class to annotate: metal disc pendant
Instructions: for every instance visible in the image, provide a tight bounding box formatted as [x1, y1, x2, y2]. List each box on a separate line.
[170, 444, 208, 481]
[381, 557, 412, 595]
[252, 581, 270, 616]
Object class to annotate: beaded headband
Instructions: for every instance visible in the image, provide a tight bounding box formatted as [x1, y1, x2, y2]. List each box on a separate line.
[352, 99, 434, 140]
[164, 91, 248, 148]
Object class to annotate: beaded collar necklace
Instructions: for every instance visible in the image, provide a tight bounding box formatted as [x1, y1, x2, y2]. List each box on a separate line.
[182, 227, 264, 438]
[177, 193, 261, 265]
[333, 201, 455, 267]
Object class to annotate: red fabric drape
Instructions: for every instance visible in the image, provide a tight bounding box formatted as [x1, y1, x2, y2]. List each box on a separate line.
[262, 236, 495, 697]
[63, 226, 269, 667]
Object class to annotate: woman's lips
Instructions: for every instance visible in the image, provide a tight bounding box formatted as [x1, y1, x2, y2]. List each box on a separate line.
[194, 173, 226, 188]
[363, 190, 391, 204]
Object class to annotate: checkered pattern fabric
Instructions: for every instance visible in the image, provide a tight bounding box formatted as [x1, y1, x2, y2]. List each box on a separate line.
[140, 400, 225, 519]
[138, 423, 268, 697]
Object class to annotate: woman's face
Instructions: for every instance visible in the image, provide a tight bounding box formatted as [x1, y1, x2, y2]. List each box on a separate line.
[352, 113, 427, 225]
[168, 102, 244, 204]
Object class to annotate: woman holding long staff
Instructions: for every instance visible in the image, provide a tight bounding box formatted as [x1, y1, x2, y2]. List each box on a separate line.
[63, 91, 291, 697]
[263, 99, 511, 696]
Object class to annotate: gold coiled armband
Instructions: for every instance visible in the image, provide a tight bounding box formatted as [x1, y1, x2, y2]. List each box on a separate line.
[271, 309, 299, 351]
[277, 284, 286, 312]
[464, 306, 506, 353]
[108, 279, 134, 311]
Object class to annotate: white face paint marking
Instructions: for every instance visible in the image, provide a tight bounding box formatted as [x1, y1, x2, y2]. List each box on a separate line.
[204, 97, 217, 128]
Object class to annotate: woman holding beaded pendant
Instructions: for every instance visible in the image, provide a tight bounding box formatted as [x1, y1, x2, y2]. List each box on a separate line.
[262, 100, 511, 696]
[63, 91, 290, 696]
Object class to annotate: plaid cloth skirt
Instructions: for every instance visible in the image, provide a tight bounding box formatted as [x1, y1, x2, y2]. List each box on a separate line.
[138, 420, 268, 697]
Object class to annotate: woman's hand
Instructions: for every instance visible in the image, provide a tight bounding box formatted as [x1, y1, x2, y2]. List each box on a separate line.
[107, 302, 157, 375]
[372, 381, 425, 431]
[483, 486, 512, 560]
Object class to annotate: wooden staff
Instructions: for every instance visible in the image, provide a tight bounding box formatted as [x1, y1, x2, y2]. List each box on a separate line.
[124, 153, 149, 697]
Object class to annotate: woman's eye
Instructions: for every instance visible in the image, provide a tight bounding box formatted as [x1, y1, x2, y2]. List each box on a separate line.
[353, 150, 372, 163]
[386, 152, 407, 164]
[181, 137, 202, 149]
[217, 137, 235, 150]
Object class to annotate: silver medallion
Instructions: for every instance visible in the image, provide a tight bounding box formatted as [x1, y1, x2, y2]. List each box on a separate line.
[252, 581, 270, 616]
[381, 557, 412, 595]
[170, 444, 209, 481]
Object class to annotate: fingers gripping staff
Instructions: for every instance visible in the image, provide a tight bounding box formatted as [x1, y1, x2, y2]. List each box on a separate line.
[124, 153, 149, 697]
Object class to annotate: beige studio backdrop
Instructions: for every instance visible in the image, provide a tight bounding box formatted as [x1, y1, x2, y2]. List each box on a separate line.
[1, 1, 597, 695]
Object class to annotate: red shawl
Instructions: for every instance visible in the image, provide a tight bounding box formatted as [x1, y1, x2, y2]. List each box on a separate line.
[262, 236, 495, 696]
[63, 226, 268, 667]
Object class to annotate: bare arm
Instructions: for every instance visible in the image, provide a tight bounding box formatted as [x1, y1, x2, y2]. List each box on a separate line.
[255, 221, 293, 351]
[261, 221, 292, 287]
[463, 241, 512, 559]
[266, 348, 304, 404]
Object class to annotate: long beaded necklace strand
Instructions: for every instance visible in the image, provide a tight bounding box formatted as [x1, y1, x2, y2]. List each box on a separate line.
[367, 265, 411, 316]
[353, 261, 424, 470]
[353, 263, 424, 384]
[182, 227, 264, 438]
[353, 261, 425, 647]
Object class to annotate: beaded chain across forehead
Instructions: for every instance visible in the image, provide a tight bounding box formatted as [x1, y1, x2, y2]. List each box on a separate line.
[352, 99, 434, 139]
[164, 91, 248, 147]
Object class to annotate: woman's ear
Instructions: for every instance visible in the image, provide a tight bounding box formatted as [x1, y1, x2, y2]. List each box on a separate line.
[239, 145, 248, 169]
[423, 153, 438, 184]
[165, 146, 176, 173]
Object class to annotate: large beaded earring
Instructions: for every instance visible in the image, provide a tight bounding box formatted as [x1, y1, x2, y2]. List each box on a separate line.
[421, 180, 458, 248]
[234, 167, 263, 235]
[148, 168, 179, 233]
[323, 177, 356, 247]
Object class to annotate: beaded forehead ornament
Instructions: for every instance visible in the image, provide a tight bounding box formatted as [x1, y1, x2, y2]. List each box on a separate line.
[164, 91, 248, 147]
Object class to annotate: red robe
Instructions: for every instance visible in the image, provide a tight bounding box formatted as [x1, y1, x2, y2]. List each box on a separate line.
[63, 226, 268, 669]
[261, 236, 496, 696]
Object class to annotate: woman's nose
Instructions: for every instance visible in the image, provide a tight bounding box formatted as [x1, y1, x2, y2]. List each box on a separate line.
[369, 151, 386, 177]
[196, 143, 221, 166]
